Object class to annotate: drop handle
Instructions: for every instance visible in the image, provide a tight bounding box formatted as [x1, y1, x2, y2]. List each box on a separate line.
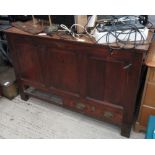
[123, 63, 132, 69]
[103, 111, 113, 118]
[76, 102, 86, 110]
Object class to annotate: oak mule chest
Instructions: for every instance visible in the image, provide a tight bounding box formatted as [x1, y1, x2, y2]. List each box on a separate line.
[5, 27, 152, 137]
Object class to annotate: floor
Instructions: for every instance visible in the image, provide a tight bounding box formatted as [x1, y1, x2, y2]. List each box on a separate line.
[0, 96, 145, 139]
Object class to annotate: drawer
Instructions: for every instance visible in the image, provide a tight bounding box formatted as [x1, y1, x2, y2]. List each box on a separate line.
[143, 83, 155, 107]
[139, 105, 155, 127]
[89, 102, 123, 125]
[64, 99, 123, 125]
[148, 68, 155, 83]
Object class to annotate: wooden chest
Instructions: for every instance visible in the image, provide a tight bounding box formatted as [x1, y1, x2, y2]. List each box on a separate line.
[5, 27, 152, 137]
[135, 41, 155, 132]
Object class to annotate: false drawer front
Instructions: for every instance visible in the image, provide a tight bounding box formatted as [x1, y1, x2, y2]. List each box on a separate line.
[139, 105, 155, 127]
[64, 99, 123, 125]
[143, 83, 155, 107]
[148, 68, 155, 83]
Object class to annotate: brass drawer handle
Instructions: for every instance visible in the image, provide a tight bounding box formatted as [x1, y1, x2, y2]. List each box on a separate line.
[103, 111, 113, 118]
[76, 102, 86, 110]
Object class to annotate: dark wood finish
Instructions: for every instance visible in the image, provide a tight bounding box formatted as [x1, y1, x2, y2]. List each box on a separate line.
[12, 21, 43, 35]
[5, 27, 151, 137]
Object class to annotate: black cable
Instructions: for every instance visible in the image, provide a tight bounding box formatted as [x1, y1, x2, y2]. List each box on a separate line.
[95, 15, 150, 50]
